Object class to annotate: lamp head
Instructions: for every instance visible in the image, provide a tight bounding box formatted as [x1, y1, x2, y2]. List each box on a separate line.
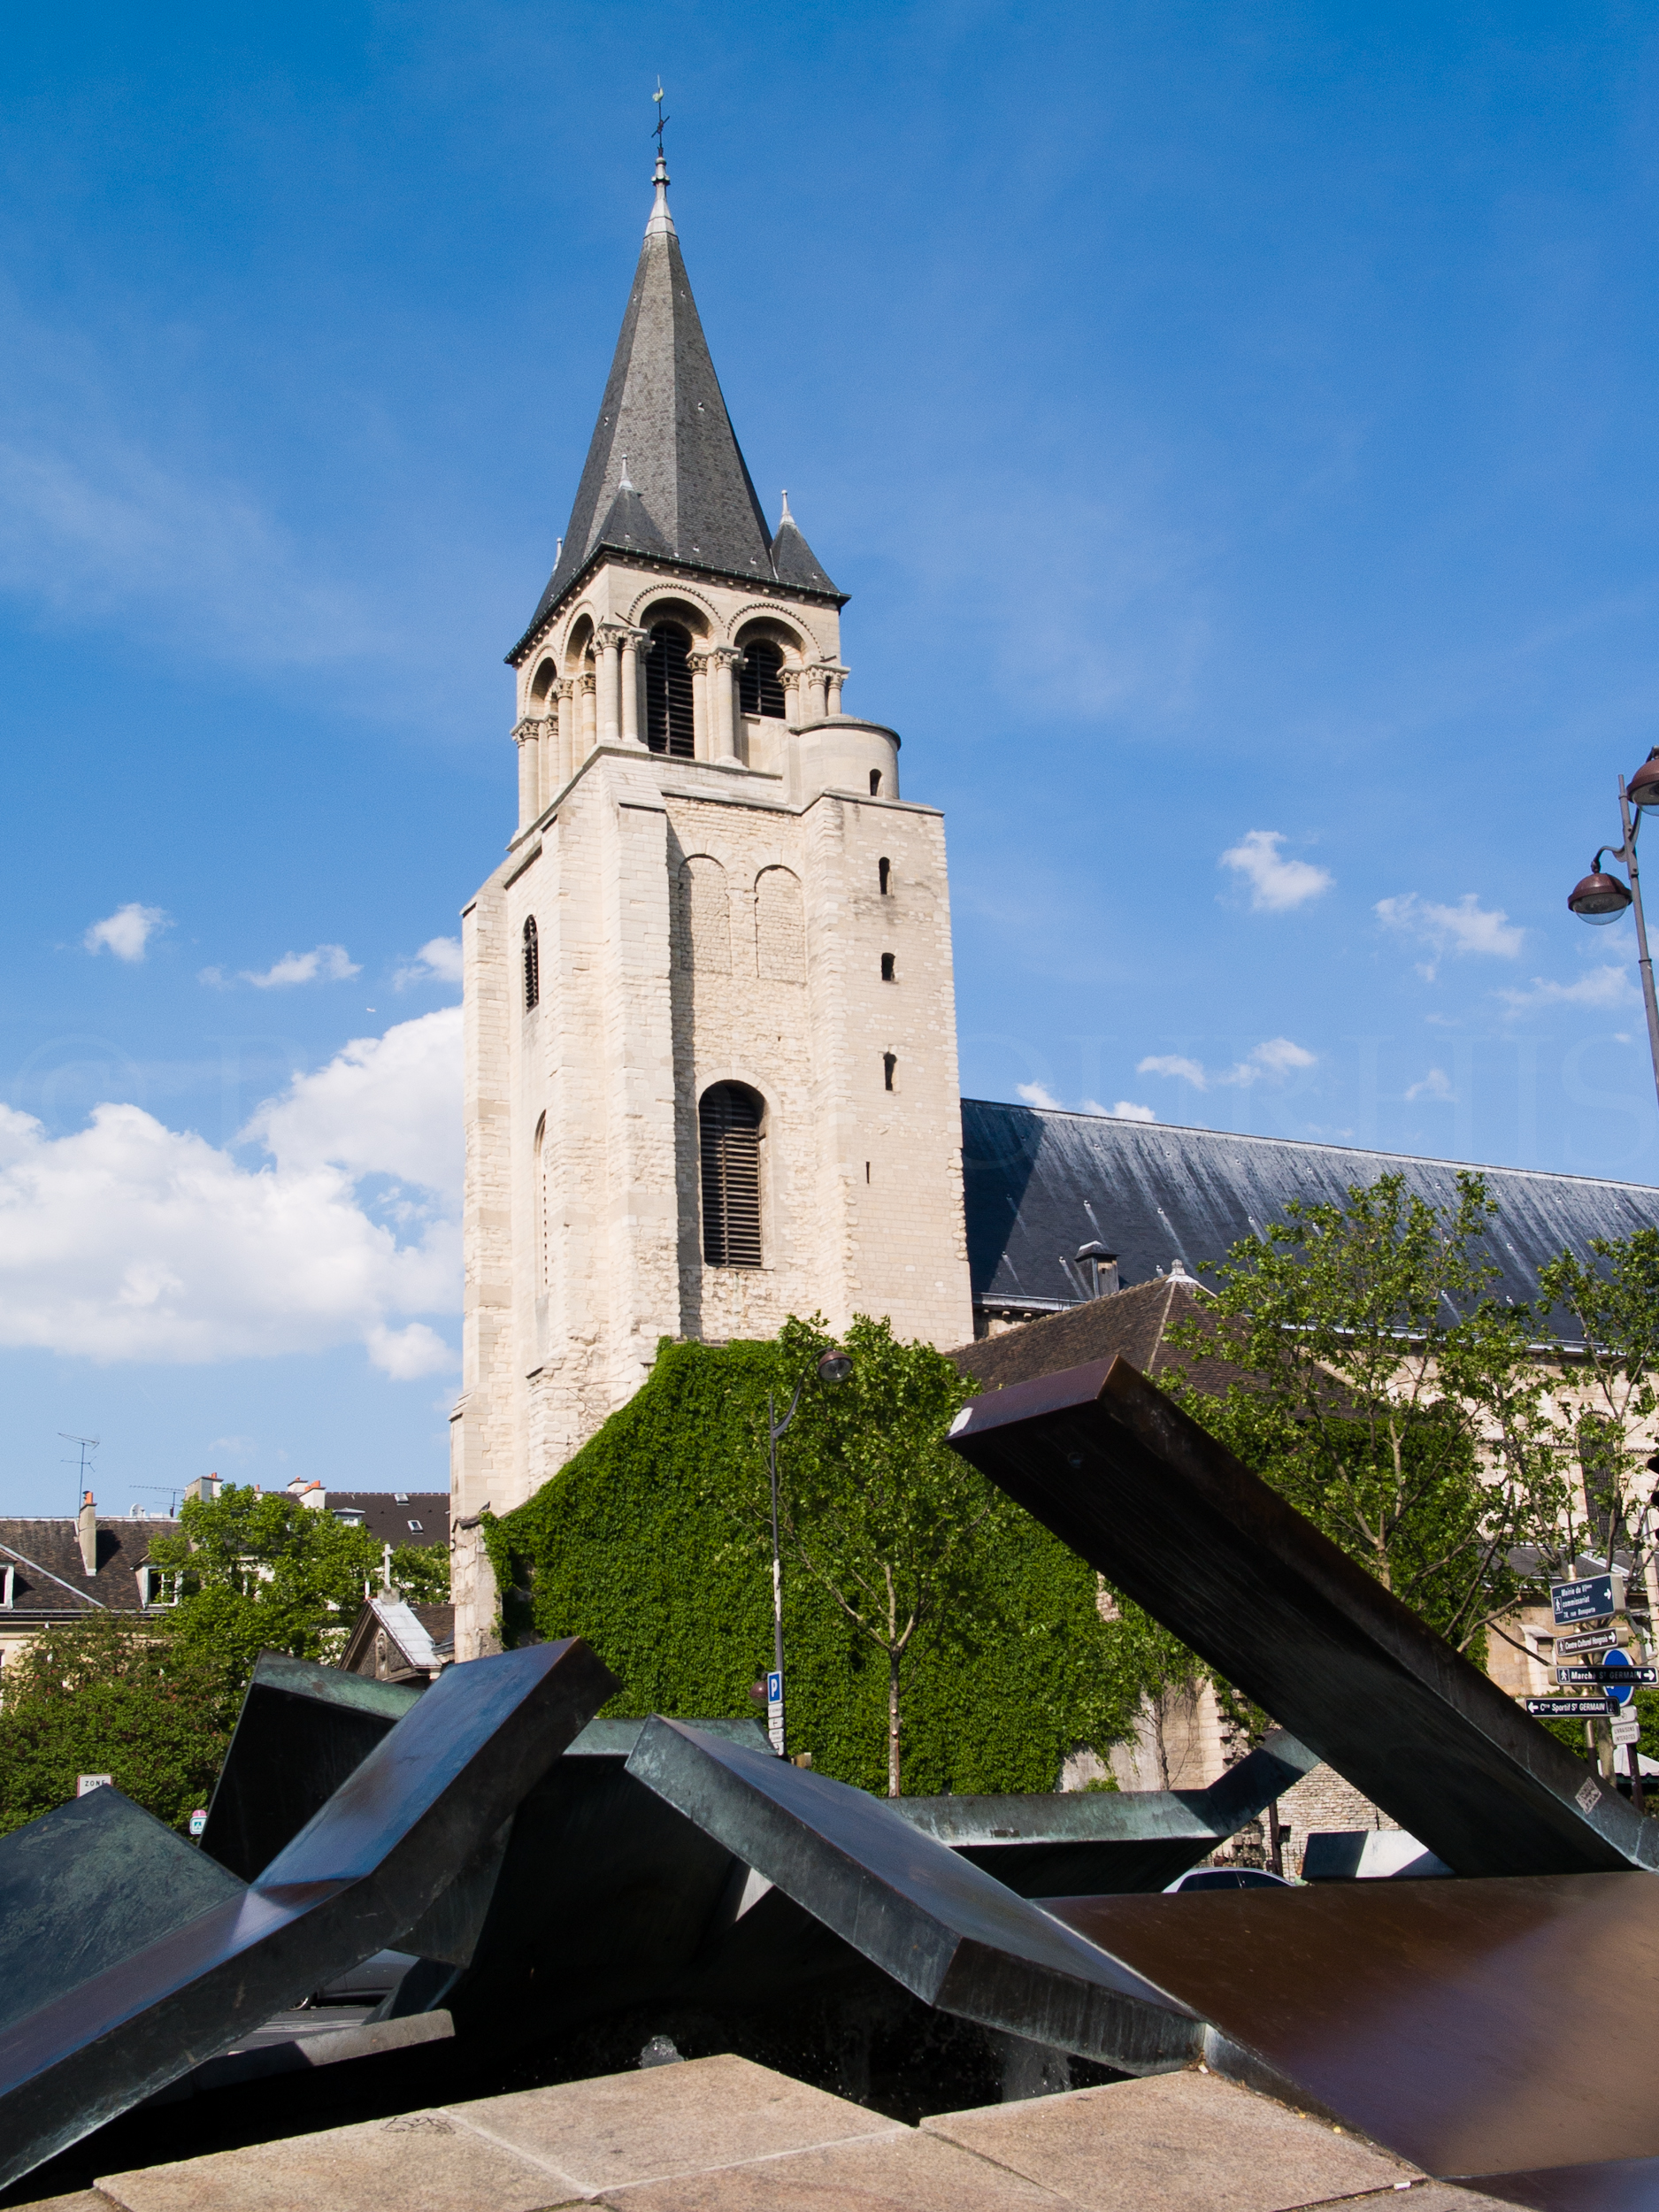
[1629, 749, 1659, 810]
[1569, 856, 1633, 926]
[816, 1349, 854, 1386]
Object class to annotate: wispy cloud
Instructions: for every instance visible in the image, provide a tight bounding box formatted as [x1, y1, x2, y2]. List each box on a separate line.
[1137, 1038, 1317, 1091]
[1497, 966, 1636, 1016]
[1405, 1068, 1455, 1102]
[84, 902, 167, 964]
[1016, 1080, 1063, 1110]
[203, 944, 361, 990]
[1018, 1081, 1156, 1123]
[1375, 893, 1523, 979]
[1219, 830, 1333, 913]
[394, 937, 464, 989]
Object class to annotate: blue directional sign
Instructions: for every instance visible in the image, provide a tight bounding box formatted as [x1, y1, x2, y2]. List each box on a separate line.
[1551, 1575, 1618, 1628]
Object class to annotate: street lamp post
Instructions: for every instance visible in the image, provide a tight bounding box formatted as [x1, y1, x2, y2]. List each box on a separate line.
[765, 1348, 854, 1758]
[1569, 750, 1659, 1117]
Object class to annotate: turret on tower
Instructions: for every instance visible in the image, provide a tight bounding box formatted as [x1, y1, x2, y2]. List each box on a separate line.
[449, 145, 973, 1658]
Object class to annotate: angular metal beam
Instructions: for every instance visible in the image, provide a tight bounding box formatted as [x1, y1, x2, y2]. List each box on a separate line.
[894, 1730, 1319, 1895]
[624, 1717, 1201, 2073]
[947, 1356, 1656, 1878]
[0, 1637, 616, 2193]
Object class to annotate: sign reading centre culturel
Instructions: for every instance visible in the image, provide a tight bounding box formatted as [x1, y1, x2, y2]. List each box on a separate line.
[1551, 1576, 1619, 1628]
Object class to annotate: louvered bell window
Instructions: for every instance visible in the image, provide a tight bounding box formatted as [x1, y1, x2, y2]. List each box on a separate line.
[739, 640, 787, 719]
[645, 624, 695, 757]
[700, 1082, 763, 1267]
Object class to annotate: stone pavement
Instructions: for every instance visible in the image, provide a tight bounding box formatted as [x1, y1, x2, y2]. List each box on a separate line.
[15, 2054, 1528, 2211]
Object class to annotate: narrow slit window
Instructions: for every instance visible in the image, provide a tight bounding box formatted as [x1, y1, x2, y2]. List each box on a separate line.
[739, 639, 787, 718]
[869, 770, 881, 796]
[880, 953, 895, 982]
[883, 1053, 896, 1092]
[645, 623, 696, 757]
[700, 1082, 764, 1267]
[878, 857, 891, 895]
[523, 916, 539, 1010]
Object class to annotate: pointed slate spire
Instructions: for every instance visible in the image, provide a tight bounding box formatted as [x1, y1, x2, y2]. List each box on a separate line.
[591, 454, 673, 561]
[770, 489, 840, 595]
[512, 154, 791, 653]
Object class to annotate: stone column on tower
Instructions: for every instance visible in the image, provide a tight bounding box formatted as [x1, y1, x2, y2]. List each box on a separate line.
[688, 652, 710, 758]
[780, 668, 803, 730]
[619, 627, 649, 746]
[514, 719, 540, 831]
[709, 645, 740, 762]
[596, 626, 624, 747]
[825, 665, 849, 716]
[804, 665, 828, 720]
[552, 680, 575, 795]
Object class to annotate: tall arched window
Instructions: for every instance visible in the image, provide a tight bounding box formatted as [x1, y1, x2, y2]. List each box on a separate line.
[533, 1112, 549, 1293]
[739, 639, 787, 718]
[523, 916, 539, 1010]
[645, 623, 695, 757]
[699, 1082, 764, 1267]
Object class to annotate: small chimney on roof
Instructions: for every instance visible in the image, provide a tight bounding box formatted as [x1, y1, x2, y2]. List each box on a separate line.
[78, 1490, 97, 1576]
[184, 1473, 220, 1507]
[1075, 1242, 1119, 1300]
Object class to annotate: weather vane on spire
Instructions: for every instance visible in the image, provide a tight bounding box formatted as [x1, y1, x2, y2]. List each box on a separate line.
[652, 81, 669, 159]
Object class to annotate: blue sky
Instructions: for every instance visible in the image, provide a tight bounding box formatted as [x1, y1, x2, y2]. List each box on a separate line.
[3, 2, 1656, 1511]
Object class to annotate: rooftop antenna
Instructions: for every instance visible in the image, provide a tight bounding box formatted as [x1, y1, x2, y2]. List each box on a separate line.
[59, 1432, 98, 1517]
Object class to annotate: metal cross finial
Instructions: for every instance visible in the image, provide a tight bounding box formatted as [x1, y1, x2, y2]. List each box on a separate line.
[652, 81, 669, 157]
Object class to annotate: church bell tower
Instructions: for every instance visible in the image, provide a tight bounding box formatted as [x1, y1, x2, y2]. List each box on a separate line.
[450, 150, 974, 1656]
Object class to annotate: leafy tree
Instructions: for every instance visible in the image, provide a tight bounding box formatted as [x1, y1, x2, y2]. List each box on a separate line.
[1166, 1171, 1572, 1658]
[768, 1315, 1011, 1796]
[483, 1323, 1141, 1796]
[1537, 1231, 1659, 1596]
[150, 1484, 447, 1692]
[0, 1614, 234, 1839]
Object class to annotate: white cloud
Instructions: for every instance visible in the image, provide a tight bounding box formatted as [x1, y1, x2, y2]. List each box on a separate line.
[1219, 830, 1333, 913]
[244, 1006, 462, 1200]
[395, 937, 464, 989]
[240, 944, 361, 989]
[1137, 1054, 1208, 1089]
[1137, 1039, 1316, 1092]
[1017, 1080, 1064, 1109]
[1405, 1068, 1455, 1102]
[1497, 966, 1637, 1016]
[1244, 1037, 1317, 1079]
[1375, 893, 1524, 979]
[365, 1322, 457, 1380]
[1108, 1100, 1157, 1123]
[0, 1009, 460, 1371]
[84, 903, 167, 964]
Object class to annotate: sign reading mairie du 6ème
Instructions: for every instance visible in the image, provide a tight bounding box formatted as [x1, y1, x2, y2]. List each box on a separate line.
[1551, 1576, 1619, 1628]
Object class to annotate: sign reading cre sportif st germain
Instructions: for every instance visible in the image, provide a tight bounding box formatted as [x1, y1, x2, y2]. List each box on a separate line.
[1525, 1696, 1614, 1717]
[1551, 1576, 1619, 1628]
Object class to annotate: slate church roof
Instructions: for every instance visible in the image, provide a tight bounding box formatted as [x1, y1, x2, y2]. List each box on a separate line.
[510, 158, 841, 660]
[962, 1098, 1659, 1340]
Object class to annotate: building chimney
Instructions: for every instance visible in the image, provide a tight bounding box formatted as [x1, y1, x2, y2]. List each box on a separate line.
[78, 1490, 98, 1576]
[184, 1473, 220, 1507]
[1075, 1242, 1119, 1299]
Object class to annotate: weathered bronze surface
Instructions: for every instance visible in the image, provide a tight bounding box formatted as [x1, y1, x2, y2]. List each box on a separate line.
[201, 1651, 419, 1881]
[0, 1637, 615, 2194]
[625, 1717, 1202, 2072]
[1045, 1870, 1659, 2177]
[894, 1729, 1317, 1896]
[947, 1355, 1654, 1878]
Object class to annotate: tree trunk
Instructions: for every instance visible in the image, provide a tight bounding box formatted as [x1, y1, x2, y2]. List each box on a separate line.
[887, 1651, 902, 1797]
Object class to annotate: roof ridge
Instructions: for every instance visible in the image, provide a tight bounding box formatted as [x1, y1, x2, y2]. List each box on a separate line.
[960, 1097, 1659, 1196]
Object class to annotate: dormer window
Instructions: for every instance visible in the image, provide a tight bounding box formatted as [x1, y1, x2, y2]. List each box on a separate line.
[0, 1565, 12, 1610]
[523, 916, 540, 1010]
[136, 1567, 179, 1607]
[739, 640, 787, 719]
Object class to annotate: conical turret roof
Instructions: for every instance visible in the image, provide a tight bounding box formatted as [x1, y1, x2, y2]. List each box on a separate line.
[511, 161, 841, 659]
